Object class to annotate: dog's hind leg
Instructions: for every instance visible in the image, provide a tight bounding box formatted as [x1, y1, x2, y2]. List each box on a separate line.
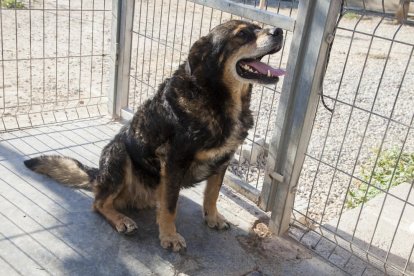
[92, 138, 138, 234]
[203, 168, 230, 230]
[93, 194, 138, 234]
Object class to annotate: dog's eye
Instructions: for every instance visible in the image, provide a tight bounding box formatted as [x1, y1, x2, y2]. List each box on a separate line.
[237, 30, 248, 38]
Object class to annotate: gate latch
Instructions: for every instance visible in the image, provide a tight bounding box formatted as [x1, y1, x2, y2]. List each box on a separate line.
[269, 171, 284, 183]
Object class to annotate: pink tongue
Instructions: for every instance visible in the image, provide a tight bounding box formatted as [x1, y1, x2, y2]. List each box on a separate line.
[240, 60, 286, 77]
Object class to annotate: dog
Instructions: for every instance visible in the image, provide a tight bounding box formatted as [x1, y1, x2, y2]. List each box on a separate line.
[24, 20, 285, 252]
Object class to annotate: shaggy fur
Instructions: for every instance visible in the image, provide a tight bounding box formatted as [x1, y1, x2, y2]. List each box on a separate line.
[24, 20, 284, 252]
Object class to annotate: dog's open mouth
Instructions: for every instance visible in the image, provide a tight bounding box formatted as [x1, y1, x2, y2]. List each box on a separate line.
[236, 52, 286, 84]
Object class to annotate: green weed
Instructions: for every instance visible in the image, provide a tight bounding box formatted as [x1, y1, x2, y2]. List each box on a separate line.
[343, 12, 359, 20]
[346, 148, 414, 208]
[1, 0, 26, 9]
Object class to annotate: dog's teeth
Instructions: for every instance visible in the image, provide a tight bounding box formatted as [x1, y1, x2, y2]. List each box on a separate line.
[267, 70, 271, 77]
[241, 64, 256, 73]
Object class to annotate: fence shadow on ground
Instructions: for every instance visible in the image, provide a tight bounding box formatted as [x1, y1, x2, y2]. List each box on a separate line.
[322, 223, 414, 274]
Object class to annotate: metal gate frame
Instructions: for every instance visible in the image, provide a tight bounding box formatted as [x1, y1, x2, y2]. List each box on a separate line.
[107, 0, 342, 236]
[259, 0, 342, 235]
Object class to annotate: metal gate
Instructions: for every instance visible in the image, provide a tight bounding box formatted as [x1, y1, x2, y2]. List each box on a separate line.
[108, 0, 414, 274]
[285, 2, 414, 275]
[0, 0, 111, 132]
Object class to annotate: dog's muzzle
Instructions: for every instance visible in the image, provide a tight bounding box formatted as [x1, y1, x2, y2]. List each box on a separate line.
[236, 28, 286, 84]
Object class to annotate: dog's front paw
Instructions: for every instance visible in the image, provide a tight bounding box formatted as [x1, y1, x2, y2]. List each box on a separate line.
[115, 216, 138, 235]
[204, 211, 230, 230]
[159, 232, 187, 252]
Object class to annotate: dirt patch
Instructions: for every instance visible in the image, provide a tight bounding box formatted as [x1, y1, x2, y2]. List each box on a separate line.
[173, 255, 203, 276]
[237, 217, 312, 261]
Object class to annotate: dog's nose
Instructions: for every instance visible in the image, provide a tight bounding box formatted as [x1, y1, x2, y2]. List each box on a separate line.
[271, 28, 283, 37]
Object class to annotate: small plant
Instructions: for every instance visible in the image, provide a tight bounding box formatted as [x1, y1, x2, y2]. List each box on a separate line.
[1, 0, 26, 9]
[343, 12, 359, 20]
[346, 148, 414, 208]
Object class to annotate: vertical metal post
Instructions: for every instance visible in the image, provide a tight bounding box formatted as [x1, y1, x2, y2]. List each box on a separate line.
[259, 0, 266, 10]
[396, 0, 410, 24]
[259, 0, 341, 235]
[108, 0, 134, 117]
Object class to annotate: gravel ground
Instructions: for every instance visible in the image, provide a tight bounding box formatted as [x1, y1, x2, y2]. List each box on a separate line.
[1, 1, 413, 226]
[295, 15, 414, 224]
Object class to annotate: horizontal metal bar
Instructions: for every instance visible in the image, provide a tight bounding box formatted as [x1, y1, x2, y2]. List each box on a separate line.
[0, 96, 106, 110]
[0, 8, 111, 12]
[189, 0, 296, 31]
[120, 107, 134, 121]
[223, 171, 260, 204]
[344, 8, 398, 19]
[262, 85, 281, 94]
[0, 54, 107, 63]
[344, 7, 414, 26]
[337, 26, 414, 47]
[131, 30, 187, 55]
[321, 94, 413, 130]
[128, 74, 157, 91]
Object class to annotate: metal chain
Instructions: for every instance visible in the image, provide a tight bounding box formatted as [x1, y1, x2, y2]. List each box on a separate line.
[319, 0, 345, 113]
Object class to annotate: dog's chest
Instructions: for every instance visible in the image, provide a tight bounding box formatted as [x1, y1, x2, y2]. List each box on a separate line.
[197, 115, 247, 158]
[188, 88, 253, 183]
[189, 118, 248, 183]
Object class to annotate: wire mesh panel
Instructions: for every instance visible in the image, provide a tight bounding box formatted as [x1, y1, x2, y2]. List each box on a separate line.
[290, 1, 414, 275]
[0, 0, 112, 132]
[127, 0, 297, 191]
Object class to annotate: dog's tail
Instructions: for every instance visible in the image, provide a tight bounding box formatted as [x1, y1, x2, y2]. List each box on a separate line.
[24, 155, 98, 190]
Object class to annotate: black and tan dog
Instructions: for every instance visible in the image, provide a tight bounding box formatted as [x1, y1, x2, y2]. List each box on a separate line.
[24, 20, 285, 252]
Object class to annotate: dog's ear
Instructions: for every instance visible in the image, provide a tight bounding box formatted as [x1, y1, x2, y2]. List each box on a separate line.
[187, 36, 213, 75]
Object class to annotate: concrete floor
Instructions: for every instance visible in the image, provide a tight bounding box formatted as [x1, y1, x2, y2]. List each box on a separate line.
[0, 117, 347, 275]
[324, 183, 414, 275]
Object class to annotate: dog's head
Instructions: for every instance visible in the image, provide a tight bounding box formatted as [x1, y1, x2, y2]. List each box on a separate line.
[187, 20, 285, 87]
